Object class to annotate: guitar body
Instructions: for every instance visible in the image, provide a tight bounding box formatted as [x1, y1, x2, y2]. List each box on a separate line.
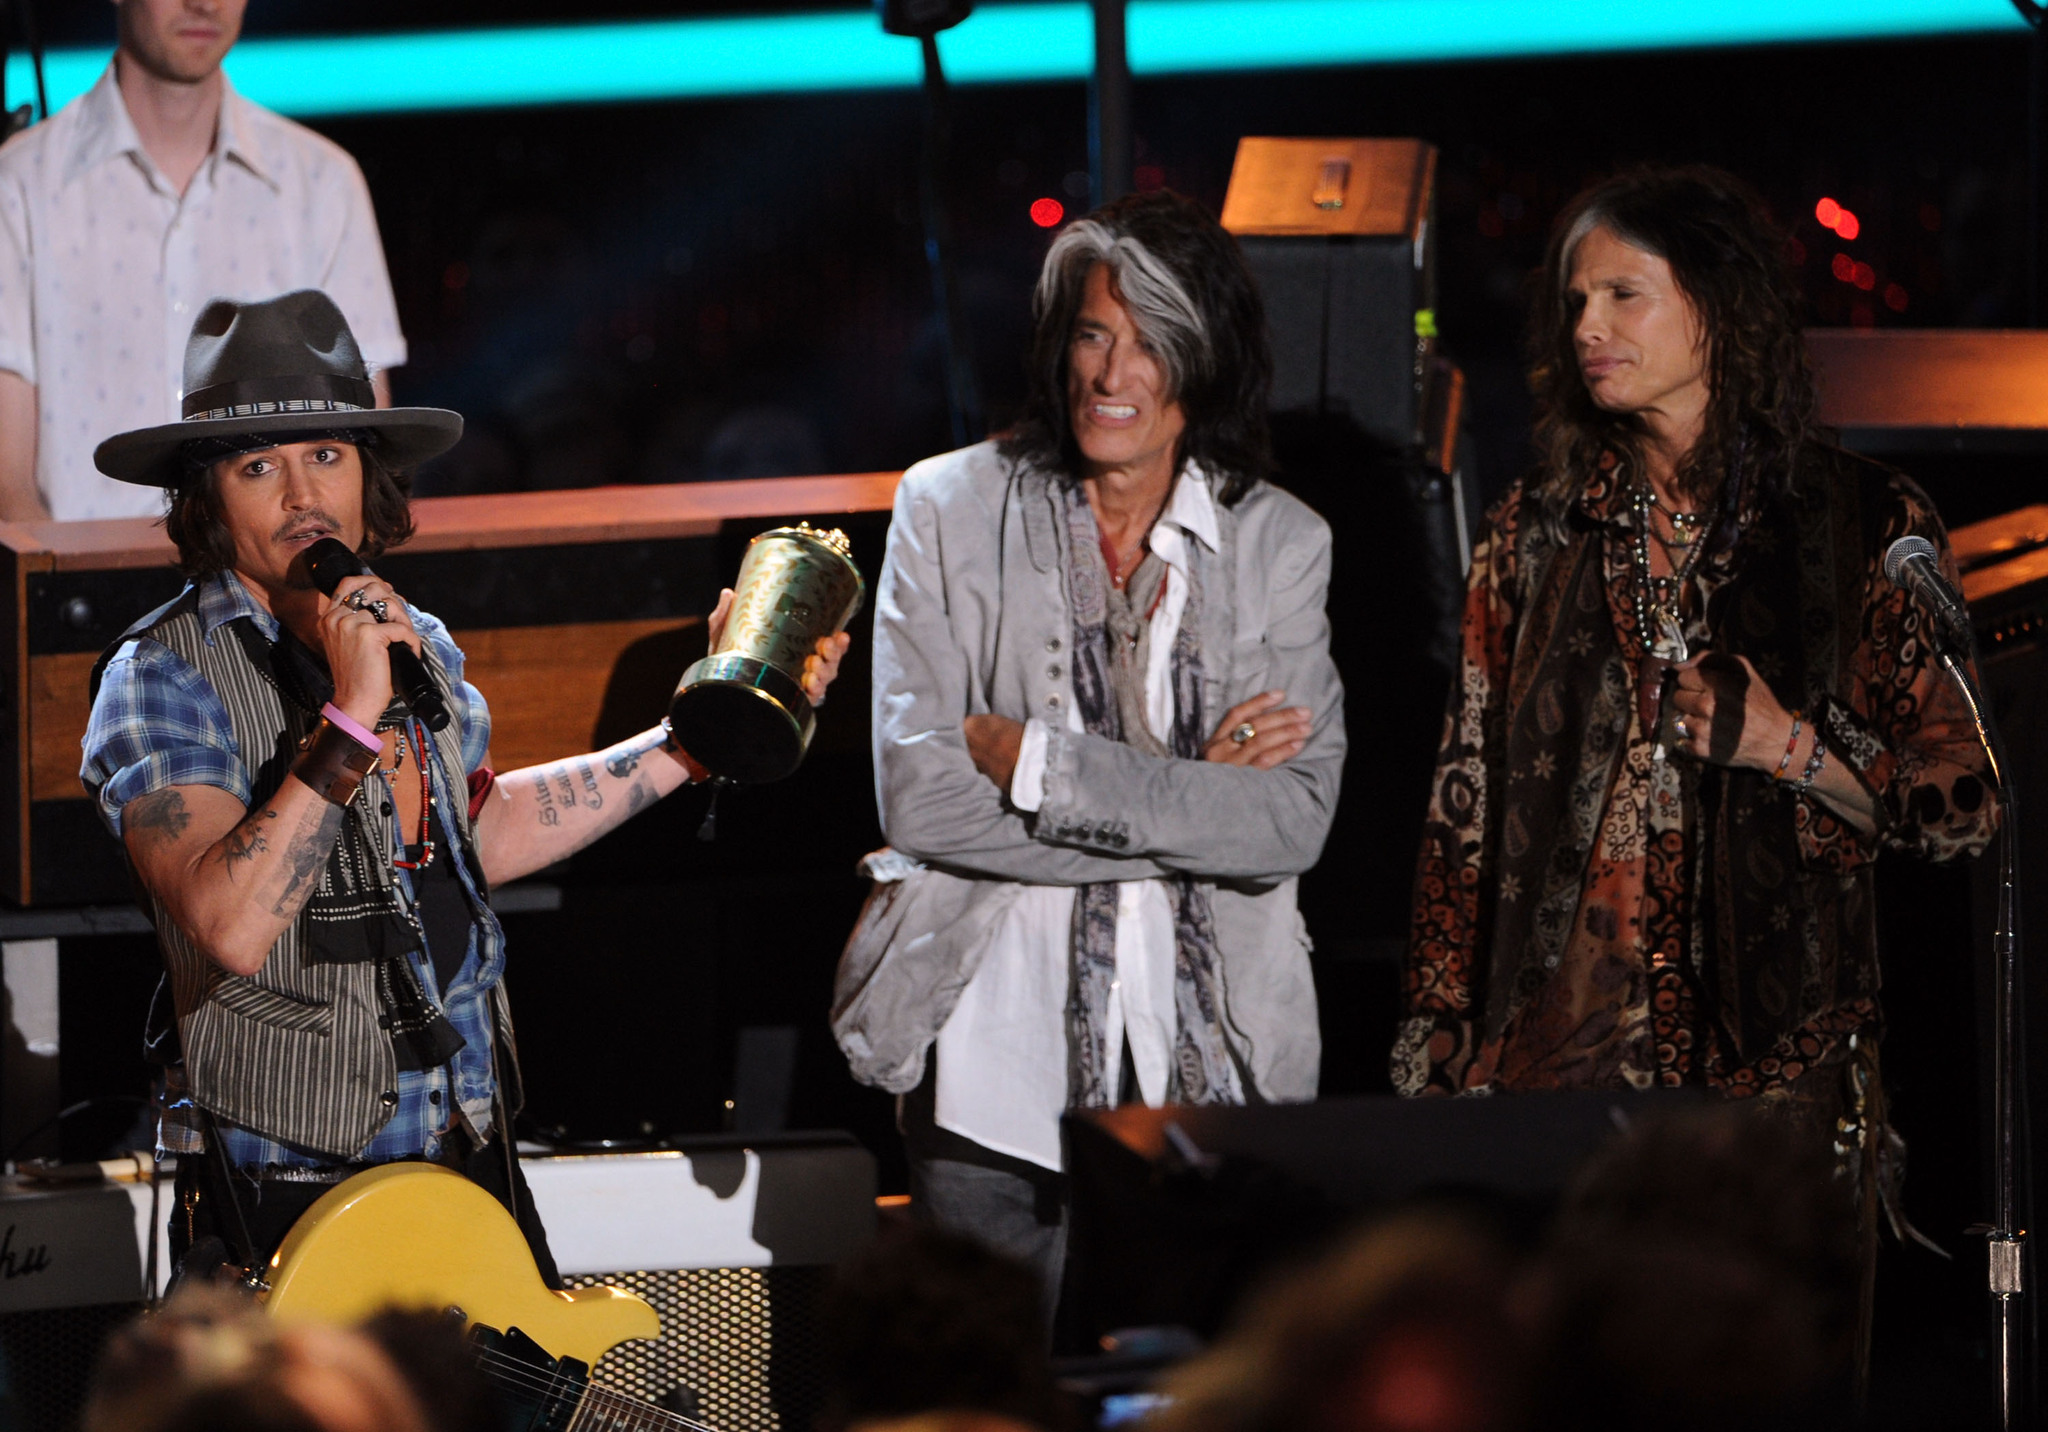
[263, 1162, 660, 1366]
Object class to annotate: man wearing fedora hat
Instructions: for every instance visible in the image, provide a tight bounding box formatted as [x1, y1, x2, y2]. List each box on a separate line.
[81, 290, 847, 1275]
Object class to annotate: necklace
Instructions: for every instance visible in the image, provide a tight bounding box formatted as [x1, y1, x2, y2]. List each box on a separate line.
[385, 716, 437, 871]
[1642, 484, 1708, 548]
[1629, 480, 1714, 663]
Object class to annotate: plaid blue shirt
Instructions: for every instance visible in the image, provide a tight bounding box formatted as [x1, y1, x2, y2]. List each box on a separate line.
[81, 572, 507, 1172]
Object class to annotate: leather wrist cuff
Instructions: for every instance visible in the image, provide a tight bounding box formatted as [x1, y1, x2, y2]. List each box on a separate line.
[293, 719, 380, 806]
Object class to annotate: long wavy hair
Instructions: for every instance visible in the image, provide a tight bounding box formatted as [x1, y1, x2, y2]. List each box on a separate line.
[1529, 165, 1816, 517]
[999, 190, 1274, 505]
[165, 434, 416, 577]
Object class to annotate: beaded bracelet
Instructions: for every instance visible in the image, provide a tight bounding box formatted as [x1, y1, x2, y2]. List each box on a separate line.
[1790, 729, 1829, 795]
[1775, 714, 1804, 781]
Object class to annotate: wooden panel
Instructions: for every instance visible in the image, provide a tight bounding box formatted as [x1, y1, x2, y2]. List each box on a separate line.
[30, 618, 701, 806]
[447, 617, 701, 775]
[1956, 504, 2048, 606]
[0, 472, 902, 573]
[29, 652, 97, 803]
[1811, 330, 2048, 436]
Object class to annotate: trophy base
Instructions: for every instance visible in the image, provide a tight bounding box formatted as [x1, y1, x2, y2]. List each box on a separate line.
[668, 654, 816, 784]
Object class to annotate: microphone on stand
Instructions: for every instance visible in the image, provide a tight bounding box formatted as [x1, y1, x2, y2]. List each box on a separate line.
[301, 537, 451, 732]
[1882, 534, 1974, 657]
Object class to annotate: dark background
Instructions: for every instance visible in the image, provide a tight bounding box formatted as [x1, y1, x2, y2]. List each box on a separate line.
[32, 5, 2039, 1414]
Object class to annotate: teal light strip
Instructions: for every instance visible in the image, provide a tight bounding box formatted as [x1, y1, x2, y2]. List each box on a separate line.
[2, 0, 2021, 120]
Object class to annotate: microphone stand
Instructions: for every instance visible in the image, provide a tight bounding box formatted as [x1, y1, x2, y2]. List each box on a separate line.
[1938, 635, 2029, 1430]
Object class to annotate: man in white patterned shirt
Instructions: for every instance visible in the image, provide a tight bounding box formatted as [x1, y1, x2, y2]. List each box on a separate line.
[0, 0, 406, 521]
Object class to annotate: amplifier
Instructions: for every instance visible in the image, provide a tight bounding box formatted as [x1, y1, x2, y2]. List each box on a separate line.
[1222, 137, 1438, 452]
[0, 1165, 165, 1432]
[523, 1135, 876, 1432]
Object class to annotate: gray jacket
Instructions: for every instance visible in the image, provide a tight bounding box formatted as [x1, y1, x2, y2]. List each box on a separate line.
[832, 441, 1346, 1102]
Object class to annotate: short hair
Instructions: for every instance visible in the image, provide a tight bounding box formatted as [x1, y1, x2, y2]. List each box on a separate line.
[164, 437, 417, 577]
[1000, 189, 1274, 505]
[1529, 164, 1816, 512]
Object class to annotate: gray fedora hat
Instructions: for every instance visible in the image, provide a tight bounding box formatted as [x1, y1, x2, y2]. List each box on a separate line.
[94, 289, 463, 487]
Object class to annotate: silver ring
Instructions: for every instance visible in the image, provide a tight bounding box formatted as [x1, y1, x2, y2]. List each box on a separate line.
[368, 599, 389, 623]
[1230, 721, 1257, 746]
[1675, 716, 1690, 739]
[345, 589, 369, 611]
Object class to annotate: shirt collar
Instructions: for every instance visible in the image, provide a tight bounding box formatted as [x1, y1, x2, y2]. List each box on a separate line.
[198, 570, 280, 641]
[62, 62, 274, 193]
[1157, 464, 1221, 553]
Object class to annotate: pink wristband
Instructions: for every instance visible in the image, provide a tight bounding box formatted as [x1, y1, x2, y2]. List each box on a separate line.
[319, 702, 380, 752]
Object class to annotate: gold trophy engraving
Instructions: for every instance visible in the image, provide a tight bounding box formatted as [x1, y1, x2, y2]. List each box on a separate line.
[668, 523, 865, 783]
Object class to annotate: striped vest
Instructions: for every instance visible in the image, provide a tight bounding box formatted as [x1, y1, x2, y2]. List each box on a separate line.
[119, 586, 504, 1158]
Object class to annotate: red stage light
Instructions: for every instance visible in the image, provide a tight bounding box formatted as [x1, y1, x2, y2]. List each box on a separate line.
[1884, 283, 1909, 313]
[1831, 252, 1855, 282]
[1030, 197, 1064, 228]
[1852, 262, 1876, 291]
[1834, 209, 1860, 241]
[1815, 197, 1842, 229]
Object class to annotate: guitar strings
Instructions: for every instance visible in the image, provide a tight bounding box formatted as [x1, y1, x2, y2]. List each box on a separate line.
[467, 1344, 718, 1432]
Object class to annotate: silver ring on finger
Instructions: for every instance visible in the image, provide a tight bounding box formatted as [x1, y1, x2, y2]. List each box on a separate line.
[345, 589, 370, 612]
[1676, 716, 1690, 739]
[1230, 721, 1257, 746]
[367, 598, 389, 623]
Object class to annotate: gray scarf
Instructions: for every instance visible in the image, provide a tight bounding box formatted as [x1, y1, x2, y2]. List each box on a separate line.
[1059, 483, 1243, 1110]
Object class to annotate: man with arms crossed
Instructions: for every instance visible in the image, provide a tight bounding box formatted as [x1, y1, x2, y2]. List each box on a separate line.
[837, 191, 1344, 1304]
[0, 0, 404, 519]
[83, 291, 845, 1278]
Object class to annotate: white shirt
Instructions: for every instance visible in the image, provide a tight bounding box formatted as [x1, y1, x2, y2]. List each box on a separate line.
[933, 470, 1230, 1171]
[0, 65, 406, 520]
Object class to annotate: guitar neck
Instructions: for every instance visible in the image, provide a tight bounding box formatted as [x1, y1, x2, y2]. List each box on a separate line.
[567, 1379, 713, 1432]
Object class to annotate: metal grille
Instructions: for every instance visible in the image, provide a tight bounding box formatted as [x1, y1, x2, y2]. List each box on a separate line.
[0, 1301, 141, 1432]
[562, 1267, 828, 1432]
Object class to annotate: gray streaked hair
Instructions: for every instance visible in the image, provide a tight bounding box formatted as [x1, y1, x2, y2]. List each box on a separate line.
[1035, 219, 1210, 397]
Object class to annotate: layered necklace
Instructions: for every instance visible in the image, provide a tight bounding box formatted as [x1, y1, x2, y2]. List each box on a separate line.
[1629, 479, 1713, 662]
[377, 717, 438, 871]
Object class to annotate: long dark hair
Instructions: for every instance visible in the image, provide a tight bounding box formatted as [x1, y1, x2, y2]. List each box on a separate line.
[165, 437, 416, 577]
[1529, 165, 1816, 512]
[999, 190, 1274, 505]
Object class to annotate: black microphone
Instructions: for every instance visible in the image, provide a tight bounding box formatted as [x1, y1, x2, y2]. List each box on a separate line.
[1882, 534, 1973, 657]
[301, 537, 451, 732]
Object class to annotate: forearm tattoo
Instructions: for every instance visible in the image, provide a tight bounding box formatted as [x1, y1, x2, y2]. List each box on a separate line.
[270, 802, 344, 917]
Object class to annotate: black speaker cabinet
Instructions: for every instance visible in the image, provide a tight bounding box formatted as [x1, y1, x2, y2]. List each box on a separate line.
[1222, 137, 1438, 451]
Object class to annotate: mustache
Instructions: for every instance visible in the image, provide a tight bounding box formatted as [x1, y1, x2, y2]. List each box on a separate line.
[273, 513, 342, 544]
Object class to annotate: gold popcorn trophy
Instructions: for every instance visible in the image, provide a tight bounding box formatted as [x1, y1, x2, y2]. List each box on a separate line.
[668, 523, 866, 783]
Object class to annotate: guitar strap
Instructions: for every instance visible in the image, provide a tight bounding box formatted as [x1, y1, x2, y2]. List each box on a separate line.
[198, 1105, 264, 1282]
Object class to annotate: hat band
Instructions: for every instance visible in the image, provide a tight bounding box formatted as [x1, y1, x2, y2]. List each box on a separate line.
[182, 372, 376, 421]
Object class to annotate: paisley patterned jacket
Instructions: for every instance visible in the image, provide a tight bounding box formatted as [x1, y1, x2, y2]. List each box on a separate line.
[1396, 442, 1997, 1098]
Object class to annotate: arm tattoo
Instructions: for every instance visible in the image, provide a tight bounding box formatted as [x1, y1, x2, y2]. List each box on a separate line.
[221, 819, 270, 876]
[604, 728, 668, 780]
[271, 803, 344, 917]
[576, 760, 604, 810]
[128, 788, 191, 846]
[552, 768, 578, 808]
[535, 774, 560, 827]
[627, 779, 652, 815]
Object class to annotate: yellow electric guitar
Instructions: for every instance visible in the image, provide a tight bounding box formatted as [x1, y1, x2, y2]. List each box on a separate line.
[264, 1162, 707, 1431]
